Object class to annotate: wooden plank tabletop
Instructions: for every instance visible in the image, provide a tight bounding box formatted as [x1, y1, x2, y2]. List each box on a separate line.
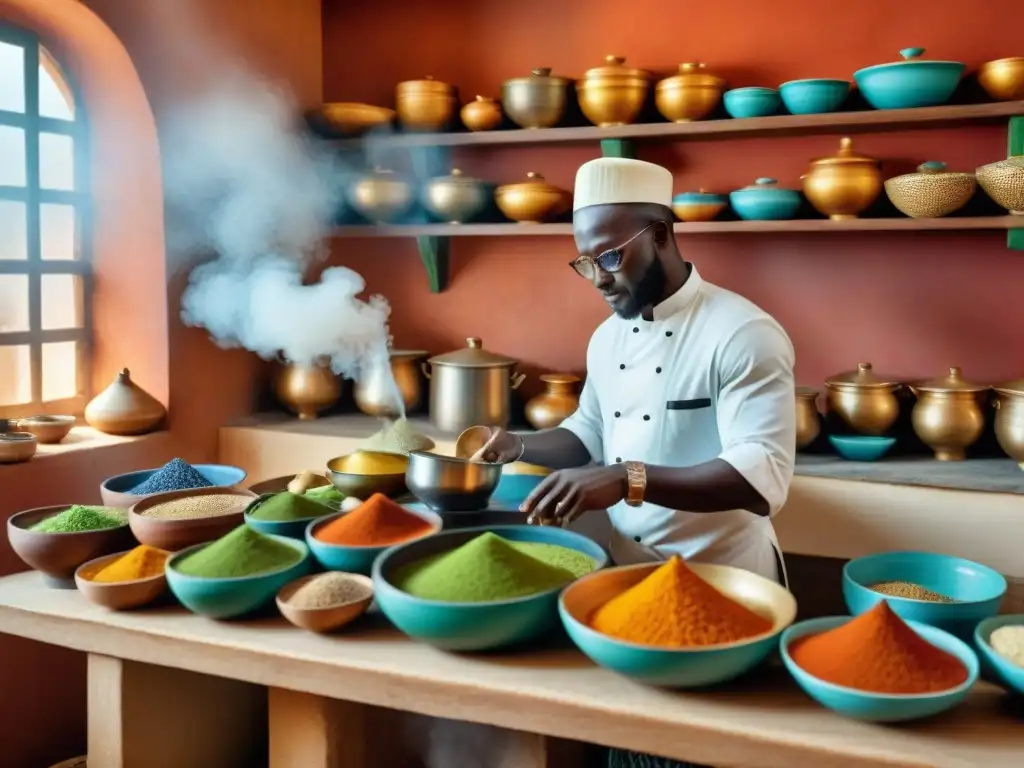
[1, 571, 1022, 768]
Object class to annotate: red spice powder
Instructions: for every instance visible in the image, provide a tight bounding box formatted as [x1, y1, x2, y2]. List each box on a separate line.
[788, 601, 969, 694]
[314, 493, 434, 547]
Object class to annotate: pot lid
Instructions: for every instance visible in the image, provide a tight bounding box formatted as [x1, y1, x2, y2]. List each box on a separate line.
[427, 168, 483, 186]
[856, 48, 965, 74]
[396, 76, 456, 95]
[470, 95, 497, 104]
[389, 349, 429, 359]
[825, 362, 901, 389]
[504, 67, 570, 86]
[428, 337, 517, 368]
[796, 386, 821, 399]
[673, 188, 728, 203]
[540, 373, 581, 384]
[582, 55, 648, 81]
[657, 62, 725, 89]
[497, 171, 562, 194]
[913, 366, 988, 393]
[734, 177, 798, 194]
[809, 137, 879, 167]
[891, 160, 973, 181]
[978, 155, 1024, 173]
[994, 378, 1024, 396]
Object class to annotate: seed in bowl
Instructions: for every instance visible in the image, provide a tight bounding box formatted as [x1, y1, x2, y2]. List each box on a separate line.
[869, 580, 958, 603]
[287, 572, 372, 609]
[142, 494, 248, 520]
[990, 625, 1024, 669]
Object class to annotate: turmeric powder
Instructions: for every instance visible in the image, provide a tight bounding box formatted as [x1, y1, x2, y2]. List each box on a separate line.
[91, 545, 169, 583]
[589, 556, 773, 647]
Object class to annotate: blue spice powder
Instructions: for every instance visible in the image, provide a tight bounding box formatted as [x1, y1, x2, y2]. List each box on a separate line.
[130, 458, 214, 494]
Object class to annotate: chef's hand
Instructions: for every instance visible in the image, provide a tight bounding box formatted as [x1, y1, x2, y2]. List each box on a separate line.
[470, 428, 524, 464]
[521, 465, 627, 527]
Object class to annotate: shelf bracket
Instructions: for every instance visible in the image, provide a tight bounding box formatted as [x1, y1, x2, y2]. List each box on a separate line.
[600, 138, 637, 159]
[416, 236, 450, 293]
[1009, 116, 1024, 251]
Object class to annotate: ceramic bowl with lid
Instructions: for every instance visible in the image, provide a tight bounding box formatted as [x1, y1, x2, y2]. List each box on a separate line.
[824, 362, 902, 436]
[671, 189, 729, 222]
[909, 367, 990, 462]
[495, 172, 572, 223]
[576, 55, 650, 127]
[853, 48, 964, 110]
[395, 76, 458, 132]
[421, 169, 489, 224]
[460, 96, 502, 132]
[884, 161, 977, 218]
[977, 57, 1024, 102]
[779, 79, 850, 115]
[801, 137, 882, 220]
[347, 168, 415, 224]
[655, 62, 726, 123]
[502, 68, 569, 129]
[976, 156, 1024, 215]
[722, 87, 780, 119]
[729, 178, 802, 221]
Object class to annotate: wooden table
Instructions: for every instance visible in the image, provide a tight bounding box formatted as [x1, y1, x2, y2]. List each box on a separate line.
[0, 572, 1022, 768]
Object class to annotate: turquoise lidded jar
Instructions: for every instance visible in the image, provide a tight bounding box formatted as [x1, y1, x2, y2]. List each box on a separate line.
[728, 178, 802, 221]
[854, 48, 965, 110]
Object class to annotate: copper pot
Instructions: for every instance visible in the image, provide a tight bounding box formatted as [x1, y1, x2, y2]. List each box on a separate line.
[525, 374, 581, 429]
[824, 362, 901, 436]
[353, 350, 428, 419]
[795, 386, 821, 450]
[421, 169, 488, 224]
[495, 172, 572, 223]
[802, 137, 883, 220]
[460, 95, 502, 132]
[909, 366, 990, 461]
[978, 57, 1024, 102]
[395, 76, 457, 132]
[501, 68, 569, 129]
[275, 362, 340, 421]
[655, 62, 726, 123]
[576, 55, 649, 127]
[993, 379, 1024, 467]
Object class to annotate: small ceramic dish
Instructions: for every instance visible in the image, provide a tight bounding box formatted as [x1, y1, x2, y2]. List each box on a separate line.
[779, 79, 851, 115]
[276, 573, 375, 633]
[74, 549, 168, 610]
[0, 432, 38, 464]
[828, 434, 896, 461]
[129, 486, 256, 551]
[723, 87, 780, 119]
[12, 415, 75, 444]
[244, 492, 337, 540]
[672, 190, 729, 223]
[974, 614, 1024, 696]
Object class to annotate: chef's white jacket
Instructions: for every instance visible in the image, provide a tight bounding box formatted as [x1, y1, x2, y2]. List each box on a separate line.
[560, 266, 796, 584]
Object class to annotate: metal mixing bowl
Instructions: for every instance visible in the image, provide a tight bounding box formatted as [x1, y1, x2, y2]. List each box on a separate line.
[405, 450, 501, 512]
[326, 451, 409, 500]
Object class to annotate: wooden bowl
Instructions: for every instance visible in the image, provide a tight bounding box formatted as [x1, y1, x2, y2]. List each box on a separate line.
[14, 415, 75, 444]
[0, 432, 37, 463]
[276, 573, 374, 633]
[129, 487, 256, 551]
[248, 473, 331, 496]
[74, 549, 168, 610]
[7, 506, 135, 584]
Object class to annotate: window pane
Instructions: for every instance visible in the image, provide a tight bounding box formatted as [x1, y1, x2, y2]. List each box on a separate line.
[39, 132, 74, 191]
[0, 274, 29, 332]
[0, 344, 31, 406]
[0, 42, 26, 114]
[42, 340, 78, 401]
[0, 126, 26, 186]
[41, 274, 82, 330]
[39, 48, 74, 121]
[0, 200, 27, 260]
[40, 203, 77, 260]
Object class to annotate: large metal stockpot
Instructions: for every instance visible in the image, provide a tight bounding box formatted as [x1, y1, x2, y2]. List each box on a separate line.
[422, 338, 525, 434]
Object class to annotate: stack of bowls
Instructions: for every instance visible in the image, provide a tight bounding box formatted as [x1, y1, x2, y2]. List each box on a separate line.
[99, 464, 247, 508]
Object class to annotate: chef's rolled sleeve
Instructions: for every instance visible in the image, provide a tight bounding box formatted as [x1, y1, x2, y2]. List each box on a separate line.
[715, 318, 796, 517]
[559, 375, 604, 464]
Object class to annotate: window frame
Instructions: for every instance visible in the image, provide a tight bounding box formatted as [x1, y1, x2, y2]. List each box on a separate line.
[0, 22, 93, 419]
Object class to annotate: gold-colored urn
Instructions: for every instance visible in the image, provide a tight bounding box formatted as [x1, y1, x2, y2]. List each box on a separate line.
[802, 137, 883, 220]
[577, 55, 649, 128]
[395, 76, 457, 132]
[525, 374, 582, 430]
[501, 68, 569, 129]
[276, 362, 341, 421]
[883, 161, 977, 219]
[655, 62, 726, 123]
[978, 57, 1024, 102]
[824, 362, 901, 436]
[909, 366, 989, 461]
[795, 386, 821, 450]
[348, 168, 414, 224]
[993, 380, 1024, 468]
[460, 96, 502, 132]
[421, 169, 489, 224]
[354, 350, 428, 419]
[976, 156, 1024, 215]
[495, 172, 572, 223]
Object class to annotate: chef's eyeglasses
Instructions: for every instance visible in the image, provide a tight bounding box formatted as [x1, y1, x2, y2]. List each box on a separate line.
[569, 222, 662, 280]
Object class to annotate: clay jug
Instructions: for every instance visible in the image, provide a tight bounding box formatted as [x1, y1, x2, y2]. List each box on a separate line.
[525, 373, 581, 429]
[85, 368, 167, 435]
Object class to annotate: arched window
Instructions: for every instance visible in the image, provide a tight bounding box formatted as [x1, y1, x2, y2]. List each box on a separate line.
[0, 23, 90, 419]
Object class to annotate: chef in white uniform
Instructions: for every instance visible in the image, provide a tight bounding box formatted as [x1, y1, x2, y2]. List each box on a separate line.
[474, 157, 796, 587]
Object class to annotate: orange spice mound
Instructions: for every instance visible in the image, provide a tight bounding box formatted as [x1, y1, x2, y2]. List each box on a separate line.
[588, 556, 773, 647]
[788, 601, 969, 694]
[314, 493, 433, 547]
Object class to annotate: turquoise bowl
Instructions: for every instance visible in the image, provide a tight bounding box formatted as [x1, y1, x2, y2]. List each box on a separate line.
[779, 79, 850, 115]
[828, 434, 896, 461]
[165, 534, 311, 619]
[102, 464, 247, 503]
[559, 562, 796, 688]
[781, 616, 978, 722]
[305, 505, 443, 575]
[854, 48, 965, 110]
[492, 462, 550, 508]
[843, 551, 1006, 640]
[729, 178, 802, 221]
[373, 524, 608, 651]
[975, 615, 1024, 695]
[723, 87, 780, 119]
[243, 493, 336, 540]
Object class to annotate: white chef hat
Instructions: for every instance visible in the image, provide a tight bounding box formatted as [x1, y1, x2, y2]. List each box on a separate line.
[573, 157, 674, 212]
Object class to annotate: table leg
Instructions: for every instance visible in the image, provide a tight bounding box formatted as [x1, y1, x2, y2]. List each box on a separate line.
[87, 653, 266, 768]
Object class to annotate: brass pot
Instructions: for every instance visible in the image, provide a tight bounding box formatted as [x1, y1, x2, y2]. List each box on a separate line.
[460, 95, 502, 132]
[976, 156, 1024, 215]
[909, 366, 990, 461]
[825, 362, 901, 436]
[795, 386, 821, 450]
[275, 362, 341, 421]
[421, 168, 488, 224]
[353, 350, 428, 419]
[978, 57, 1024, 101]
[655, 62, 725, 123]
[993, 380, 1024, 466]
[802, 137, 882, 220]
[317, 103, 395, 136]
[422, 338, 525, 434]
[395, 76, 457, 132]
[495, 172, 572, 223]
[501, 68, 569, 129]
[576, 55, 649, 128]
[883, 161, 976, 218]
[348, 168, 414, 224]
[525, 373, 581, 429]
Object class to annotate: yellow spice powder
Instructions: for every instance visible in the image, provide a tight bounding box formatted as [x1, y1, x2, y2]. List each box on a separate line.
[92, 545, 169, 583]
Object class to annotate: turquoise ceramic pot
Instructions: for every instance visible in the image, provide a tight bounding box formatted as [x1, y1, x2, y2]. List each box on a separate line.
[372, 524, 608, 651]
[781, 616, 978, 722]
[779, 79, 850, 115]
[975, 615, 1024, 695]
[843, 551, 1006, 640]
[827, 435, 896, 461]
[243, 494, 336, 540]
[304, 506, 443, 575]
[165, 535, 311, 619]
[723, 87, 780, 119]
[729, 178, 802, 221]
[854, 48, 965, 110]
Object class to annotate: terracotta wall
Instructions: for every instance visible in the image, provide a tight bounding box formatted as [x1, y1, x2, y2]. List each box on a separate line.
[323, 0, 1023, 398]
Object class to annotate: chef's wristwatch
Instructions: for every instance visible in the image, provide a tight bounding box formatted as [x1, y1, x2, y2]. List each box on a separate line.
[623, 461, 647, 507]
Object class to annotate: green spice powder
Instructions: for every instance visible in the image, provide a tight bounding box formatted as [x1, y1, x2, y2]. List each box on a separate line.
[510, 541, 596, 579]
[394, 532, 596, 603]
[32, 505, 126, 533]
[175, 525, 301, 578]
[303, 485, 345, 504]
[249, 491, 333, 522]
